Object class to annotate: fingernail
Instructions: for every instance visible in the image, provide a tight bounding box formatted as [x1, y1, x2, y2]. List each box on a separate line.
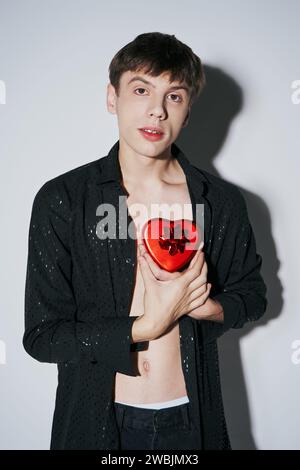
[199, 241, 204, 250]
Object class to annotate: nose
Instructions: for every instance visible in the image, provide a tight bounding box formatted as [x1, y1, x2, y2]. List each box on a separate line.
[148, 101, 166, 120]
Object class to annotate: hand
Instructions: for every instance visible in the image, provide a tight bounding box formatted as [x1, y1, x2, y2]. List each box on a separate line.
[186, 297, 224, 322]
[137, 238, 212, 338]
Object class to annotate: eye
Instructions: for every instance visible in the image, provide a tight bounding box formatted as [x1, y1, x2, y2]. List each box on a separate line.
[133, 88, 183, 102]
[168, 93, 182, 103]
[134, 87, 147, 95]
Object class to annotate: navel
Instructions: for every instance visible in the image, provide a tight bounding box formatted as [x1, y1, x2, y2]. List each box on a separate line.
[142, 359, 150, 373]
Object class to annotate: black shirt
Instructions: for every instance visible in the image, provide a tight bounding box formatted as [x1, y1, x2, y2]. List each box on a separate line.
[23, 140, 268, 450]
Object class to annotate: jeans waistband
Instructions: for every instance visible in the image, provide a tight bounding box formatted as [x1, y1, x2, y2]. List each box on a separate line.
[113, 401, 191, 431]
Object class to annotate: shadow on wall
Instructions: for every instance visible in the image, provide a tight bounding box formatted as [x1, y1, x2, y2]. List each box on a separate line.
[176, 64, 282, 450]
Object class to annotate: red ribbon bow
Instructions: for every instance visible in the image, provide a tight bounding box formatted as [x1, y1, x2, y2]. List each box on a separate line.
[158, 223, 196, 256]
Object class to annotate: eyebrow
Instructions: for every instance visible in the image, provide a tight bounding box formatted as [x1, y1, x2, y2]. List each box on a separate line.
[127, 75, 189, 93]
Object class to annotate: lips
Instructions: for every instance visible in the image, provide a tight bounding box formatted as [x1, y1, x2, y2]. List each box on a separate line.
[138, 128, 164, 141]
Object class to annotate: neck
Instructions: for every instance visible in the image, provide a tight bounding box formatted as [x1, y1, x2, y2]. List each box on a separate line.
[118, 137, 182, 188]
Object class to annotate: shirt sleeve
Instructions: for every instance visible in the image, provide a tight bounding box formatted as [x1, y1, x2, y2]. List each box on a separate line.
[199, 189, 268, 344]
[23, 181, 139, 376]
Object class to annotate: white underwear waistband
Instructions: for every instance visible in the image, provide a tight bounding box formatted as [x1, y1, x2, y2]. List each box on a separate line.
[114, 395, 189, 410]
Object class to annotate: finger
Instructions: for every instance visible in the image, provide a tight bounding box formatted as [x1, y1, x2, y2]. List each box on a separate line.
[189, 282, 210, 301]
[143, 251, 181, 280]
[180, 249, 200, 278]
[189, 240, 204, 264]
[189, 249, 203, 270]
[138, 240, 158, 267]
[140, 250, 162, 278]
[188, 283, 212, 310]
[190, 260, 208, 287]
[191, 243, 207, 275]
[189, 273, 208, 293]
[137, 237, 146, 253]
[183, 250, 205, 283]
[138, 237, 150, 256]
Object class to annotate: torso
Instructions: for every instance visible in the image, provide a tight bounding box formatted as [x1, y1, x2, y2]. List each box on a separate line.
[113, 165, 193, 404]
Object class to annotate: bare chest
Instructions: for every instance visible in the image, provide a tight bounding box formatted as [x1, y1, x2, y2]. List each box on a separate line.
[127, 183, 193, 240]
[114, 182, 193, 403]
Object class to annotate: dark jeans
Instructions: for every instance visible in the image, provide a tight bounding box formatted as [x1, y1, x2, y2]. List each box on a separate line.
[113, 401, 201, 450]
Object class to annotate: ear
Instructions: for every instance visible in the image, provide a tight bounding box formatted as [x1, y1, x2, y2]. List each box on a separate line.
[182, 109, 190, 128]
[107, 83, 117, 115]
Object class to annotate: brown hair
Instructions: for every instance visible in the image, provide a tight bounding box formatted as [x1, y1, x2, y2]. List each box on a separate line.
[108, 32, 206, 106]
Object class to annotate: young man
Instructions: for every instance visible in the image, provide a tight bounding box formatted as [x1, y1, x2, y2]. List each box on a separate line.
[23, 32, 268, 450]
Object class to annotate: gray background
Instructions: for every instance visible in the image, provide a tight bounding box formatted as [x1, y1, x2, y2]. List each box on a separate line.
[0, 0, 299, 450]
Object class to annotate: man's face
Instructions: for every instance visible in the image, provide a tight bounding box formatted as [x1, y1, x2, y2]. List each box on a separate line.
[107, 69, 192, 156]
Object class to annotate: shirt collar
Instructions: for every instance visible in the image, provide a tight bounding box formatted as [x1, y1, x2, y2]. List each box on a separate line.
[98, 139, 204, 196]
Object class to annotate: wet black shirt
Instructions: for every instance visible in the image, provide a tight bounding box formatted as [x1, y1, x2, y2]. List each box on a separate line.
[23, 140, 268, 449]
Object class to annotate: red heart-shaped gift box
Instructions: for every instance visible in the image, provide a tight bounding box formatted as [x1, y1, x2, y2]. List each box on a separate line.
[141, 217, 202, 273]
